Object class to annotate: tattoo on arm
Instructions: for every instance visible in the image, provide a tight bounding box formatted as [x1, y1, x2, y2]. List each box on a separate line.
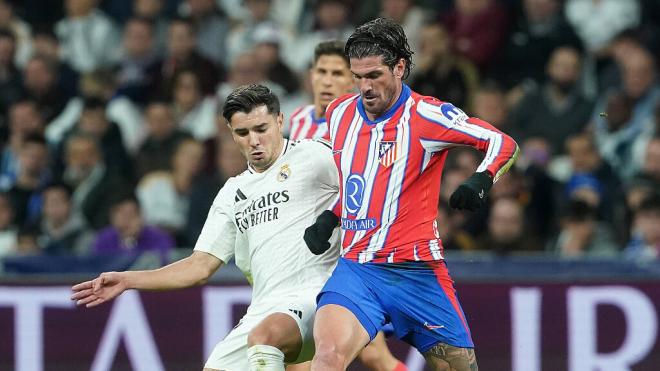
[423, 343, 478, 371]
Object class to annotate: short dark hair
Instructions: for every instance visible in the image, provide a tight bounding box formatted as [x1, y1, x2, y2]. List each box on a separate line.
[313, 40, 349, 66]
[23, 133, 48, 147]
[222, 84, 280, 122]
[638, 193, 660, 215]
[345, 17, 414, 79]
[43, 181, 74, 199]
[562, 199, 597, 222]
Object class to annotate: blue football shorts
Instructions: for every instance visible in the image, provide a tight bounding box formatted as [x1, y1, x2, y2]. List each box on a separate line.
[317, 257, 473, 353]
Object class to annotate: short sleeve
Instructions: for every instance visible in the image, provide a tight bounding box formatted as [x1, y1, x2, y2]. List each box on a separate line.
[193, 185, 237, 263]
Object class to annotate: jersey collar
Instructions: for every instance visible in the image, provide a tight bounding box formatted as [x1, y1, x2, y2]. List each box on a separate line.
[357, 83, 411, 125]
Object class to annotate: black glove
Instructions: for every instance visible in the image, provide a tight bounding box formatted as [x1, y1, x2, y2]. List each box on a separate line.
[304, 210, 340, 255]
[449, 171, 493, 211]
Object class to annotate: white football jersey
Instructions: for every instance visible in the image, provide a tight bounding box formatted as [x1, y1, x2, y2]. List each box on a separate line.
[194, 139, 340, 305]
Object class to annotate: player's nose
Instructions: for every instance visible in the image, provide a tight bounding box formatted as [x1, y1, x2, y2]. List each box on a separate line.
[248, 131, 260, 146]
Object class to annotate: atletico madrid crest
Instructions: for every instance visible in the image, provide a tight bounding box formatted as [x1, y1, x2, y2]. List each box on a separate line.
[378, 141, 399, 167]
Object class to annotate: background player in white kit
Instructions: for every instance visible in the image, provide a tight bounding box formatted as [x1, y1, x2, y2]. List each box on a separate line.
[71, 84, 340, 371]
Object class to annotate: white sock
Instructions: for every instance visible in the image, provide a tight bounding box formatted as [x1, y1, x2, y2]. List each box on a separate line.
[247, 344, 286, 371]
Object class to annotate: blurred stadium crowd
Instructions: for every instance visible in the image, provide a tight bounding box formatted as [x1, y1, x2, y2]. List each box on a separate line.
[0, 0, 659, 268]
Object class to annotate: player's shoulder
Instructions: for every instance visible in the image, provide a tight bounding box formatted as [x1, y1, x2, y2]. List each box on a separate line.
[413, 94, 469, 127]
[288, 138, 332, 153]
[290, 104, 314, 122]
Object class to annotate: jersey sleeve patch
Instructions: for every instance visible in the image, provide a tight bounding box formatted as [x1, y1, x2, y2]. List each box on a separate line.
[417, 98, 469, 128]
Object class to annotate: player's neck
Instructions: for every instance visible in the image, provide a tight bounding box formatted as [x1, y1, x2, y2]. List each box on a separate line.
[314, 104, 327, 121]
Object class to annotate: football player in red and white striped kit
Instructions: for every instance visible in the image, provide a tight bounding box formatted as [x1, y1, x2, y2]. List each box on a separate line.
[289, 40, 407, 371]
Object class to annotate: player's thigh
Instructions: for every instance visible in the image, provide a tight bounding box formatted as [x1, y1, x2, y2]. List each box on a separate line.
[423, 342, 478, 371]
[249, 312, 303, 362]
[314, 303, 371, 361]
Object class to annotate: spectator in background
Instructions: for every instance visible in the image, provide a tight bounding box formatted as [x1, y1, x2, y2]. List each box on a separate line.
[478, 197, 540, 255]
[0, 191, 17, 256]
[226, 0, 279, 65]
[184, 137, 246, 246]
[0, 100, 44, 187]
[551, 199, 618, 258]
[115, 17, 162, 105]
[93, 194, 174, 263]
[564, 134, 623, 225]
[135, 100, 192, 179]
[37, 182, 93, 255]
[62, 97, 132, 177]
[14, 225, 40, 255]
[0, 0, 31, 67]
[172, 69, 217, 141]
[637, 136, 660, 185]
[60, 134, 131, 230]
[440, 0, 508, 72]
[380, 0, 428, 56]
[509, 46, 593, 154]
[0, 29, 23, 126]
[216, 51, 286, 104]
[46, 69, 144, 153]
[55, 0, 121, 73]
[161, 17, 220, 96]
[436, 200, 477, 252]
[133, 0, 168, 52]
[285, 0, 353, 72]
[592, 47, 659, 179]
[252, 24, 299, 95]
[565, 0, 640, 55]
[30, 26, 79, 98]
[179, 0, 230, 66]
[624, 193, 660, 262]
[471, 82, 510, 131]
[137, 138, 204, 244]
[409, 22, 477, 110]
[22, 55, 70, 122]
[5, 134, 50, 227]
[516, 137, 559, 241]
[496, 0, 581, 89]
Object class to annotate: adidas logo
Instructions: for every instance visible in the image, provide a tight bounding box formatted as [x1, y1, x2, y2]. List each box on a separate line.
[234, 188, 247, 202]
[288, 309, 302, 319]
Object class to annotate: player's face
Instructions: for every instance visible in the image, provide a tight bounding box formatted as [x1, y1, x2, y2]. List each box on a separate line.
[228, 105, 284, 173]
[350, 55, 405, 119]
[311, 54, 353, 110]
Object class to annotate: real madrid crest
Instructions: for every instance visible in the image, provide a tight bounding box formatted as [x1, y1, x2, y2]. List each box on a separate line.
[277, 164, 291, 182]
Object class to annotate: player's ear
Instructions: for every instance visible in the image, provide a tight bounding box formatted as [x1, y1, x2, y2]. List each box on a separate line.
[277, 112, 284, 131]
[394, 58, 405, 79]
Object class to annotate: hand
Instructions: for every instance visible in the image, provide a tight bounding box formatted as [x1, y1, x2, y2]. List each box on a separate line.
[71, 272, 127, 308]
[449, 171, 493, 211]
[304, 210, 340, 255]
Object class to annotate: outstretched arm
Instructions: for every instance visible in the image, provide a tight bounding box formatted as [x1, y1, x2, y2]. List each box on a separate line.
[71, 251, 223, 308]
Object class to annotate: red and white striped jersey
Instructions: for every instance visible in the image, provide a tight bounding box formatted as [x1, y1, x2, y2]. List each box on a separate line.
[326, 84, 519, 264]
[289, 104, 330, 141]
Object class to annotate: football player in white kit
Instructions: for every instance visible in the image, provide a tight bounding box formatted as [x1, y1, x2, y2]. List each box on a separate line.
[71, 84, 340, 371]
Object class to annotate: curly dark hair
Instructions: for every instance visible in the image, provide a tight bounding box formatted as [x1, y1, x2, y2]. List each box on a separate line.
[345, 17, 414, 79]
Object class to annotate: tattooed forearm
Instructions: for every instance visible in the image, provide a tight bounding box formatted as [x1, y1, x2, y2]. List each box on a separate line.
[423, 343, 478, 371]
